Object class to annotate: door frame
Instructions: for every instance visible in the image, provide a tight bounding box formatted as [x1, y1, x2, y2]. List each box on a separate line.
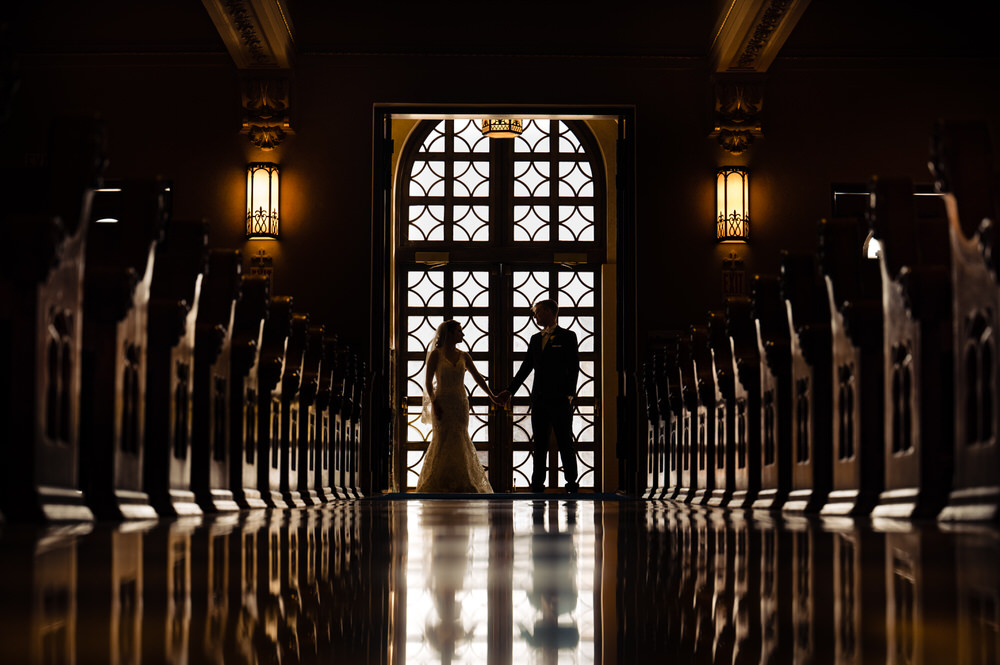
[370, 104, 638, 494]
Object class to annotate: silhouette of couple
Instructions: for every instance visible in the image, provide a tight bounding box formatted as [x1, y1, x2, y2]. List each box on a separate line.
[416, 299, 581, 494]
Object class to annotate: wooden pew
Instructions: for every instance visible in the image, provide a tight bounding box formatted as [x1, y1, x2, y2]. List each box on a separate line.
[297, 324, 325, 506]
[676, 337, 698, 503]
[780, 252, 834, 514]
[708, 310, 736, 507]
[869, 177, 953, 519]
[0, 117, 105, 522]
[752, 275, 793, 511]
[931, 121, 1000, 522]
[658, 339, 684, 499]
[144, 218, 208, 517]
[642, 356, 660, 498]
[726, 296, 762, 508]
[279, 313, 309, 508]
[691, 324, 717, 505]
[329, 347, 349, 499]
[348, 356, 367, 498]
[313, 335, 339, 502]
[819, 216, 885, 517]
[192, 250, 243, 513]
[257, 296, 294, 509]
[229, 274, 269, 509]
[79, 180, 167, 520]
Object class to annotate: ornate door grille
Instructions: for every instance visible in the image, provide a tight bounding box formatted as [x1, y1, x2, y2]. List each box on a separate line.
[397, 119, 605, 492]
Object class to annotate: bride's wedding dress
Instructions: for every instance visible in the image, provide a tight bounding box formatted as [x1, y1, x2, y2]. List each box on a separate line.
[416, 351, 493, 493]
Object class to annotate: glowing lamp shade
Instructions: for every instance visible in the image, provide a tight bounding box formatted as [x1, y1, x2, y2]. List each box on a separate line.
[246, 162, 280, 239]
[716, 167, 749, 243]
[481, 119, 523, 139]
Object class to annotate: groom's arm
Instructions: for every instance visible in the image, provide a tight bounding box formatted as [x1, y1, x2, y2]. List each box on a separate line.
[507, 337, 537, 396]
[566, 330, 580, 399]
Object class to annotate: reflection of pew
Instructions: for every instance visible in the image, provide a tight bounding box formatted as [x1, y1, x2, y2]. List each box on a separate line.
[229, 275, 269, 509]
[710, 510, 735, 662]
[729, 510, 761, 665]
[141, 517, 200, 665]
[785, 516, 834, 664]
[883, 526, 958, 664]
[144, 218, 208, 517]
[677, 337, 699, 503]
[755, 513, 794, 665]
[932, 122, 1000, 522]
[189, 514, 238, 665]
[0, 117, 104, 522]
[297, 324, 325, 506]
[691, 325, 717, 505]
[781, 253, 833, 514]
[823, 520, 886, 664]
[257, 297, 293, 509]
[691, 508, 715, 661]
[953, 529, 1000, 665]
[709, 310, 736, 507]
[314, 335, 339, 502]
[76, 525, 149, 664]
[0, 526, 88, 664]
[80, 180, 167, 520]
[192, 250, 243, 513]
[870, 177, 954, 519]
[752, 276, 792, 511]
[819, 216, 885, 517]
[726, 297, 761, 509]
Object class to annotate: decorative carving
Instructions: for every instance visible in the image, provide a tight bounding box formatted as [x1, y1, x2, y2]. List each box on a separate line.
[712, 80, 764, 155]
[223, 0, 270, 65]
[737, 0, 793, 70]
[240, 75, 293, 150]
[722, 252, 747, 297]
[249, 249, 273, 289]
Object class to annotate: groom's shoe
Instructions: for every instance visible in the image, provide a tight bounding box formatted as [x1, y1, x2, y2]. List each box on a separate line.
[565, 483, 579, 494]
[529, 483, 545, 493]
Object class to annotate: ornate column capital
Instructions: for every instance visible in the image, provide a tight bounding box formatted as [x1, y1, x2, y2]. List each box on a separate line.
[710, 77, 764, 155]
[240, 73, 293, 150]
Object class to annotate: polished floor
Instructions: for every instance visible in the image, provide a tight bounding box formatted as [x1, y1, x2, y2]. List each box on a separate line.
[0, 498, 996, 664]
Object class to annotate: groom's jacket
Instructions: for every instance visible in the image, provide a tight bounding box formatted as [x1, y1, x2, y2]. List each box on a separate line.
[508, 326, 580, 401]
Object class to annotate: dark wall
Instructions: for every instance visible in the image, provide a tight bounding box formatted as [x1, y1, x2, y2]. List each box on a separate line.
[4, 51, 999, 361]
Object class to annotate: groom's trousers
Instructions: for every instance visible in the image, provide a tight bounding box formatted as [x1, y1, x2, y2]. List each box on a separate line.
[529, 396, 577, 489]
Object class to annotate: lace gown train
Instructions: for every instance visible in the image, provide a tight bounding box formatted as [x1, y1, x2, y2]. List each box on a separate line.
[416, 352, 493, 493]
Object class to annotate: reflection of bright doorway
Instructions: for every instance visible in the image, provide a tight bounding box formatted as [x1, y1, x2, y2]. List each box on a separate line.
[392, 118, 609, 492]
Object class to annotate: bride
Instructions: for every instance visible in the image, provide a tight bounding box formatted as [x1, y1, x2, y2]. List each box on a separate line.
[417, 320, 496, 493]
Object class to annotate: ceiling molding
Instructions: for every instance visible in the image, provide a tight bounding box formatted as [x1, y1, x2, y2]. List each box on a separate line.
[201, 0, 294, 69]
[711, 0, 811, 73]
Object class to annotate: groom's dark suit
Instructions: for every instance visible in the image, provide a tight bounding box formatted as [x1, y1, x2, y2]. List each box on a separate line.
[507, 326, 580, 491]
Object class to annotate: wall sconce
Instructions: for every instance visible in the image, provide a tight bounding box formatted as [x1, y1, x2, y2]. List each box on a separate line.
[246, 162, 280, 239]
[716, 167, 749, 243]
[481, 119, 523, 138]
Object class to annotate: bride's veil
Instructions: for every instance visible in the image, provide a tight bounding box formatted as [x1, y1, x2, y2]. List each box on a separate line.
[420, 320, 452, 425]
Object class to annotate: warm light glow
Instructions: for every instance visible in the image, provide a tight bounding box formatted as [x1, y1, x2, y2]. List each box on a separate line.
[481, 119, 523, 139]
[246, 162, 280, 240]
[863, 230, 882, 259]
[716, 167, 749, 243]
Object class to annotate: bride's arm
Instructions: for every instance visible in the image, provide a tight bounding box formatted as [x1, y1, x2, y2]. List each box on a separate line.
[426, 350, 440, 398]
[464, 352, 497, 400]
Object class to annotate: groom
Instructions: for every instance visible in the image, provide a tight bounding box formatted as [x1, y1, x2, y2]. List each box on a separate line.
[498, 299, 580, 493]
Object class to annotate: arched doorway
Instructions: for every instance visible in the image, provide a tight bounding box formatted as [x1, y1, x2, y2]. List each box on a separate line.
[393, 118, 607, 492]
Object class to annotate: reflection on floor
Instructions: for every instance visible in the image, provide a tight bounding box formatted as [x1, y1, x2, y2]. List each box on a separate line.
[0, 499, 996, 664]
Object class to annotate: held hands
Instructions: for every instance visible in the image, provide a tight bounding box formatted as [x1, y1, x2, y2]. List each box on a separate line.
[494, 390, 511, 406]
